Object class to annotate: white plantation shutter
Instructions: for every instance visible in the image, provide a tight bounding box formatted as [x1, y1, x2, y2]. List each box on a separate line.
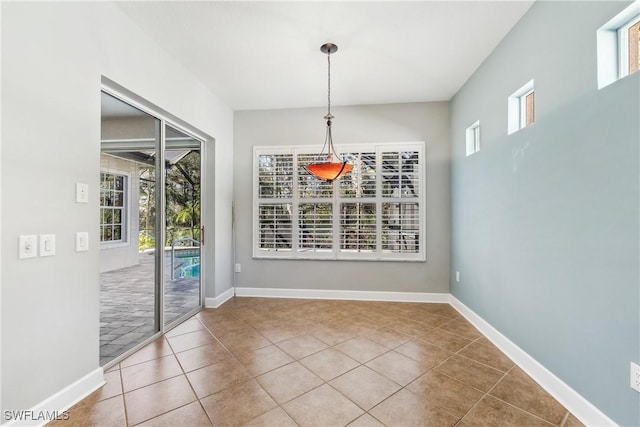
[382, 202, 420, 254]
[254, 143, 424, 261]
[298, 203, 333, 251]
[258, 204, 292, 251]
[340, 203, 376, 252]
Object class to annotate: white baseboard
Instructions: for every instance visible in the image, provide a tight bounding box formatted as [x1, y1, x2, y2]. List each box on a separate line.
[234, 287, 449, 303]
[3, 367, 104, 427]
[449, 296, 616, 427]
[205, 287, 235, 308]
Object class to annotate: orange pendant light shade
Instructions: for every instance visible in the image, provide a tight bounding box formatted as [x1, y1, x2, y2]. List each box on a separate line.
[305, 161, 353, 182]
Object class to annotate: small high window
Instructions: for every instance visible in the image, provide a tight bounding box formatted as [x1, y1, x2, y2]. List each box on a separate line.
[465, 121, 480, 156]
[597, 1, 640, 88]
[619, 15, 640, 77]
[100, 172, 127, 243]
[508, 80, 535, 135]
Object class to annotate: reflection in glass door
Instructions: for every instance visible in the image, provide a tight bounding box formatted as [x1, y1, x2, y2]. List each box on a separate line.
[100, 92, 161, 366]
[164, 124, 202, 327]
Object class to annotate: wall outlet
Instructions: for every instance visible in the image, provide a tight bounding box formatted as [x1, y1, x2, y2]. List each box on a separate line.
[455, 271, 460, 282]
[234, 263, 241, 273]
[631, 362, 640, 392]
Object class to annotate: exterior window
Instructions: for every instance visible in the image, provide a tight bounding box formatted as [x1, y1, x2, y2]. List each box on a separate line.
[465, 121, 480, 156]
[254, 143, 425, 261]
[597, 3, 640, 88]
[100, 172, 127, 243]
[508, 80, 535, 134]
[620, 15, 640, 77]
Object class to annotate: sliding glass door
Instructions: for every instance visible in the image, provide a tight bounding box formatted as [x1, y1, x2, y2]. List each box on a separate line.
[99, 91, 205, 366]
[164, 124, 202, 328]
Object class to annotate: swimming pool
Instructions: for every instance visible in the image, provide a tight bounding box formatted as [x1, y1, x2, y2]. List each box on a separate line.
[170, 249, 200, 279]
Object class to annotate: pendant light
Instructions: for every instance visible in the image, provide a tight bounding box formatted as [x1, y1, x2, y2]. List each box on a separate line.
[304, 43, 353, 182]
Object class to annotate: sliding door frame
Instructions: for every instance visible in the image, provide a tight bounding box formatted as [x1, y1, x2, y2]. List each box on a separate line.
[100, 83, 208, 369]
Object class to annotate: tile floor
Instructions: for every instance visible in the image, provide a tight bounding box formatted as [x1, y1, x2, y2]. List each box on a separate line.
[51, 297, 585, 427]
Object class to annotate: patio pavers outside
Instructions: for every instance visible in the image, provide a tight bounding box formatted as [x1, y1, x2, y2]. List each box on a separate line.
[100, 252, 200, 366]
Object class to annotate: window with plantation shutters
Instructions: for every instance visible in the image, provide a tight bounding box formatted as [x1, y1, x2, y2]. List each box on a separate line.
[253, 142, 425, 261]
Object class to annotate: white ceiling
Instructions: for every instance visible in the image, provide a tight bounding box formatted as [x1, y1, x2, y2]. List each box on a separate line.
[117, 1, 534, 111]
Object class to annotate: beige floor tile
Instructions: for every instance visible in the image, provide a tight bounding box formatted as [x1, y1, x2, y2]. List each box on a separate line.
[205, 319, 253, 339]
[489, 367, 567, 425]
[218, 330, 272, 355]
[384, 318, 431, 338]
[48, 395, 126, 427]
[310, 325, 359, 346]
[121, 354, 183, 392]
[438, 318, 482, 341]
[242, 407, 298, 427]
[90, 370, 122, 402]
[124, 375, 196, 426]
[412, 311, 451, 328]
[563, 413, 585, 427]
[366, 351, 431, 386]
[362, 326, 411, 349]
[420, 328, 473, 352]
[175, 341, 232, 372]
[406, 370, 484, 418]
[276, 334, 329, 359]
[330, 366, 401, 410]
[461, 395, 554, 426]
[394, 339, 452, 368]
[201, 379, 277, 426]
[165, 318, 204, 338]
[283, 384, 364, 427]
[334, 337, 389, 363]
[186, 357, 251, 398]
[120, 337, 173, 368]
[166, 330, 216, 353]
[105, 364, 120, 373]
[434, 354, 504, 392]
[257, 362, 323, 404]
[458, 340, 514, 372]
[67, 298, 573, 427]
[369, 389, 459, 427]
[236, 344, 295, 376]
[300, 348, 360, 381]
[136, 401, 212, 426]
[346, 413, 386, 427]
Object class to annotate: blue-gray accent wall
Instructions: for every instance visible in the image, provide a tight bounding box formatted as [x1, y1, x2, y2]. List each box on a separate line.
[450, 2, 639, 425]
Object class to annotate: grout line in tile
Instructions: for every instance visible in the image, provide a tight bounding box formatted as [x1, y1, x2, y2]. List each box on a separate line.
[118, 366, 130, 427]
[559, 410, 570, 427]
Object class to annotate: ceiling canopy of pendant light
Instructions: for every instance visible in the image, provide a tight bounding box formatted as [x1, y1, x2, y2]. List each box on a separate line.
[304, 43, 353, 182]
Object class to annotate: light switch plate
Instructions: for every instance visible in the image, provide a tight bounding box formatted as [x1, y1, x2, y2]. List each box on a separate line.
[19, 235, 38, 259]
[39, 234, 56, 257]
[75, 232, 89, 252]
[76, 183, 89, 203]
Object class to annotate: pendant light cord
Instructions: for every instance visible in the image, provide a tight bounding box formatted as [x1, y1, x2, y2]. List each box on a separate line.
[327, 51, 331, 118]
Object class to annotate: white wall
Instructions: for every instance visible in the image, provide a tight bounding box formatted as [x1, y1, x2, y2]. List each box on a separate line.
[234, 103, 450, 294]
[1, 1, 233, 417]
